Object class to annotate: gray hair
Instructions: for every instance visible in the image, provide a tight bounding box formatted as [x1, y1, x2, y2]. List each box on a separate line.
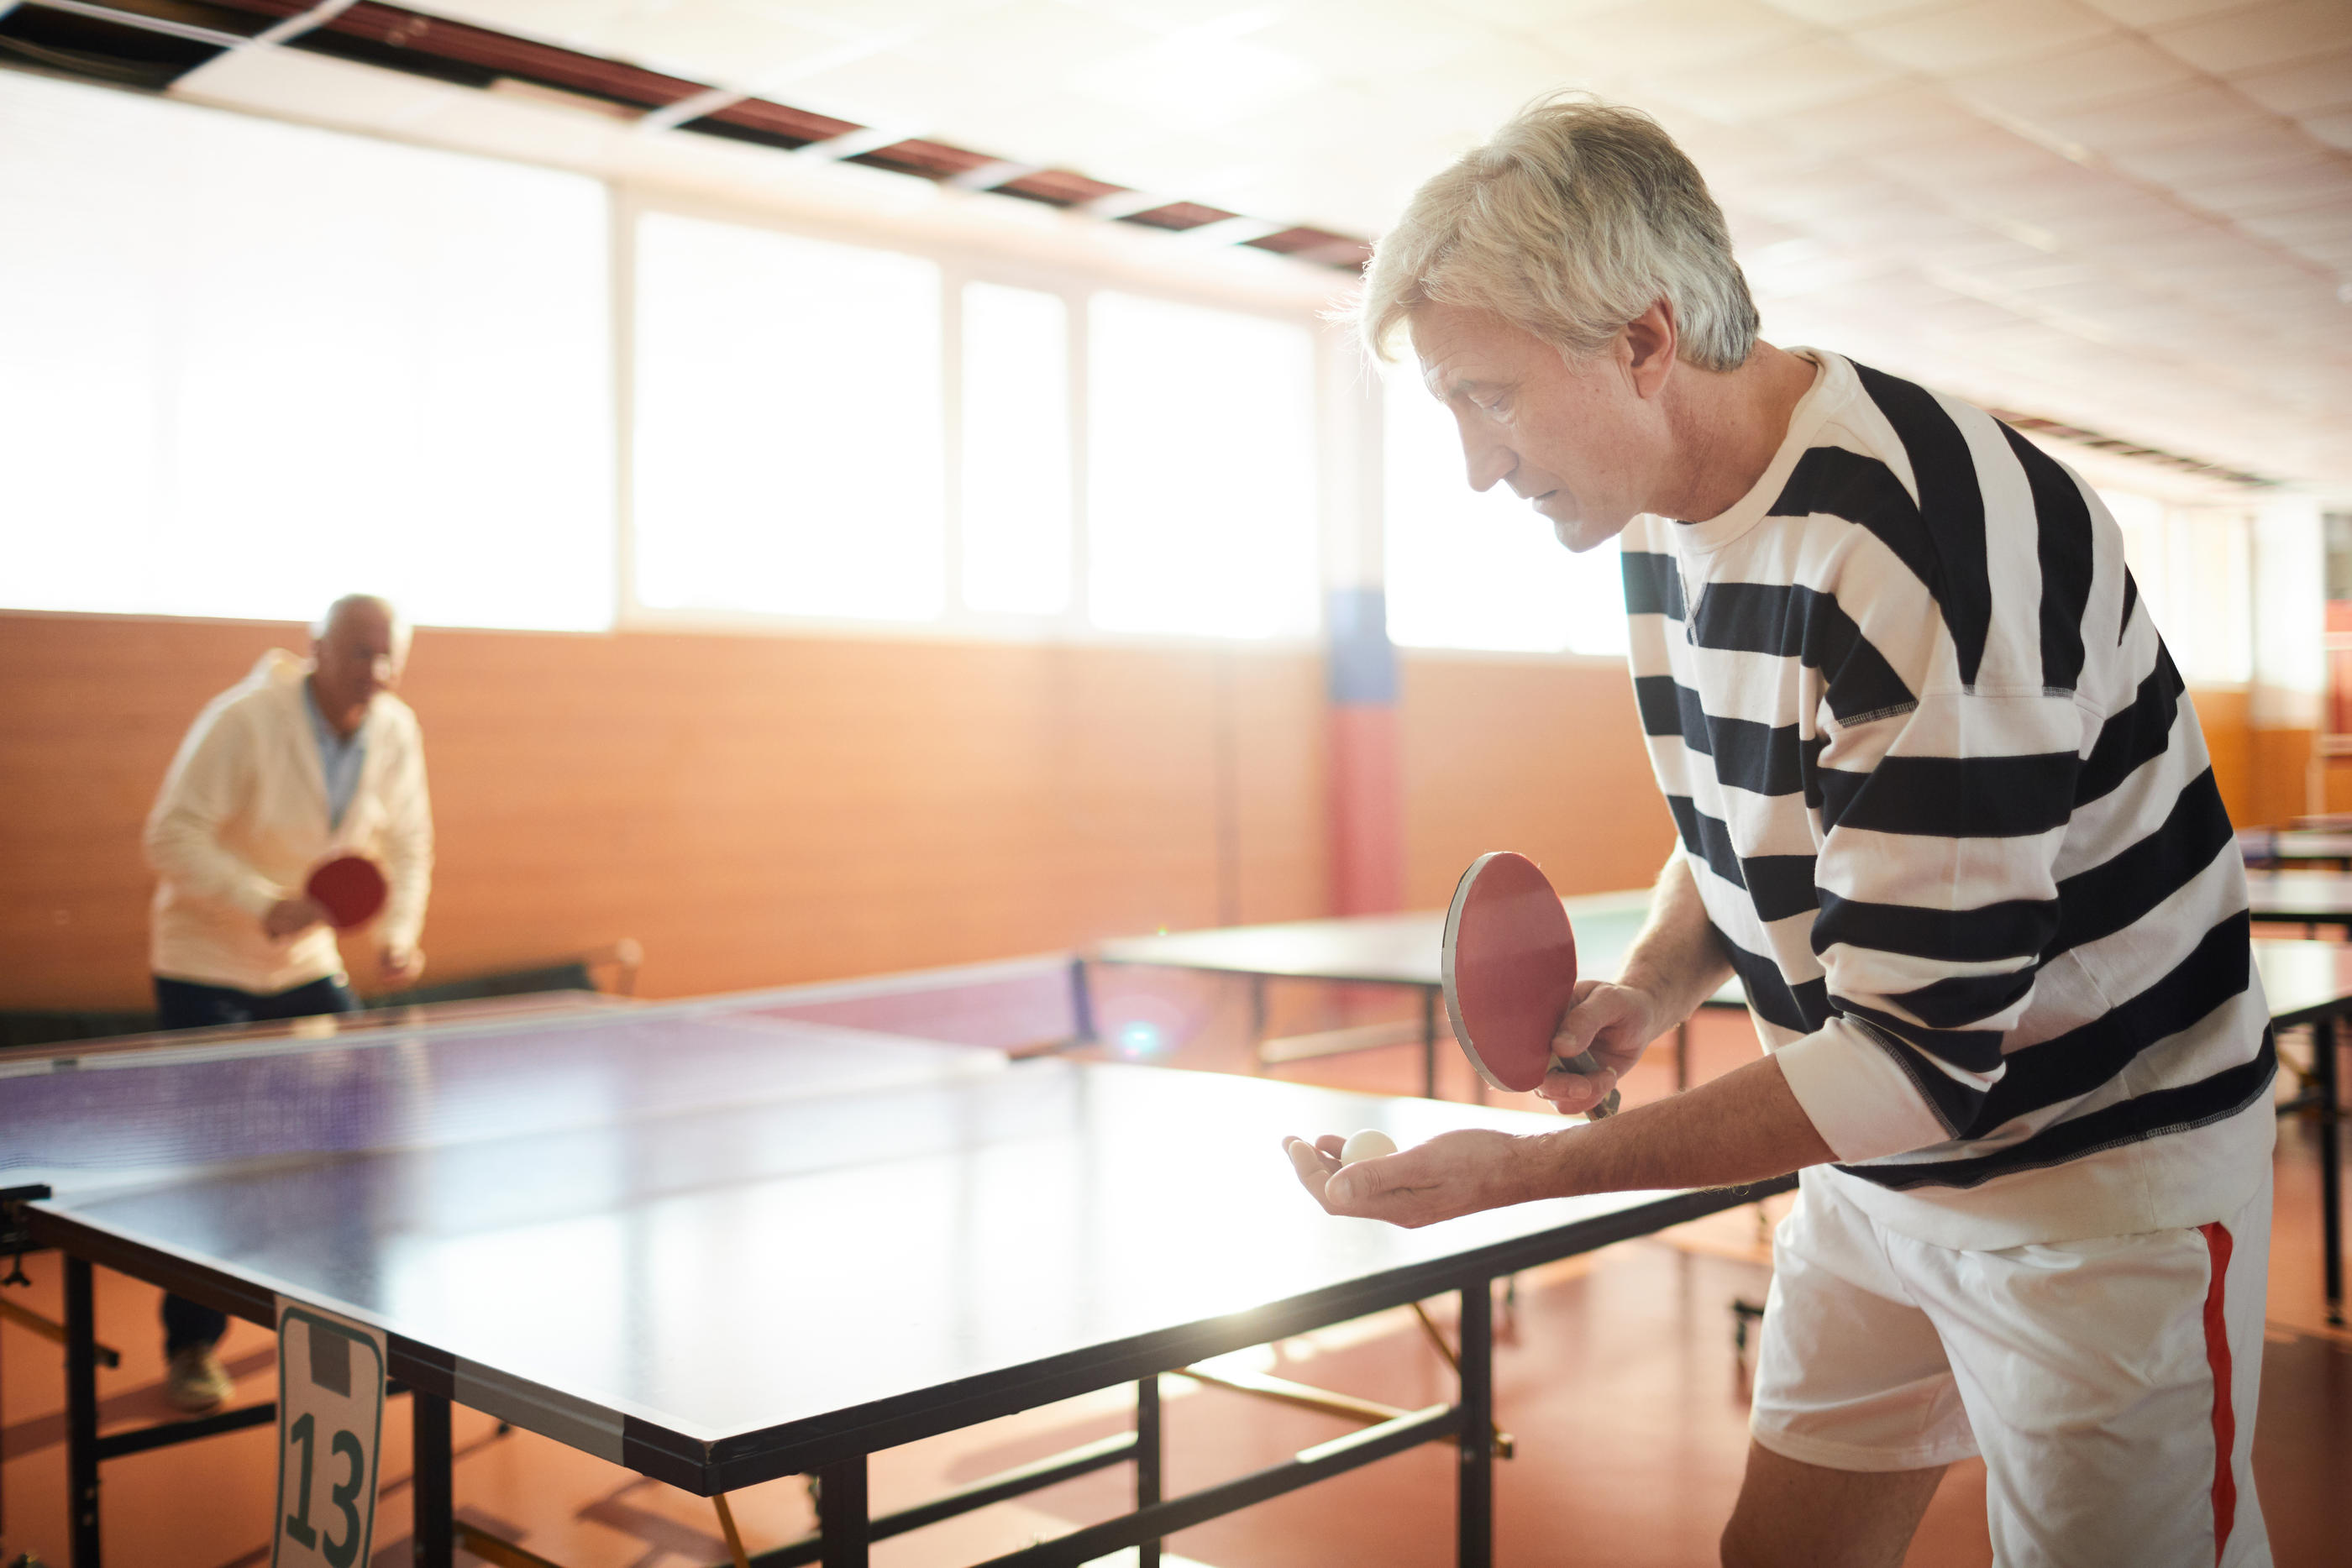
[1355, 95, 1758, 372]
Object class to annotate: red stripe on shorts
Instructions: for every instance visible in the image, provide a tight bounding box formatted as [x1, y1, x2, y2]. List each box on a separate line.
[2198, 1221, 2236, 1563]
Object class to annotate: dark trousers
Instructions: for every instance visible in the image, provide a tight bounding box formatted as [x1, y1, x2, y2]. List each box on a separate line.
[152, 973, 359, 1032]
[151, 973, 359, 1352]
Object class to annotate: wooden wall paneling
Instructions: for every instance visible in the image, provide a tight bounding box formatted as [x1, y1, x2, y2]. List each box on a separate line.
[1398, 654, 1674, 909]
[1, 614, 297, 1009]
[2248, 726, 2315, 829]
[2187, 687, 2255, 830]
[1221, 648, 1328, 928]
[0, 612, 1330, 1009]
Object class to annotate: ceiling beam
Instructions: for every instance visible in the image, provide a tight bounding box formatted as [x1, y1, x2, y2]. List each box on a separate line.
[23, 0, 244, 50]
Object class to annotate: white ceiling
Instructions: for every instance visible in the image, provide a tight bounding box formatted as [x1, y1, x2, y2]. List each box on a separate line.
[168, 0, 2352, 494]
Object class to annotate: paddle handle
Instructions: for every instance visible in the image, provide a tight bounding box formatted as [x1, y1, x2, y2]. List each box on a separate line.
[1556, 1048, 1621, 1120]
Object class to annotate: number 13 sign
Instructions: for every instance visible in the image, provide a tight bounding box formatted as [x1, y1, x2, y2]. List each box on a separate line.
[272, 1302, 386, 1568]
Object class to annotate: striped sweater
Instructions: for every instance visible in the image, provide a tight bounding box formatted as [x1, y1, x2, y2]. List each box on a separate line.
[1620, 349, 2275, 1250]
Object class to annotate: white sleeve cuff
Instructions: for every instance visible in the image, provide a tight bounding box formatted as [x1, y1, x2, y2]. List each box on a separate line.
[1773, 1018, 1953, 1165]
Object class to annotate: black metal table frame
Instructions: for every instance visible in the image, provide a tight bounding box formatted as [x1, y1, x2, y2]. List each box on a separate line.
[24, 1177, 1794, 1568]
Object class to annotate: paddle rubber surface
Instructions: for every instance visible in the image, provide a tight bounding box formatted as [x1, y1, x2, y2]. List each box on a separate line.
[307, 853, 388, 930]
[1441, 852, 1620, 1114]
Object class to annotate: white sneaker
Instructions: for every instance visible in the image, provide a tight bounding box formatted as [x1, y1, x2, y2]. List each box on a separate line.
[165, 1346, 233, 1413]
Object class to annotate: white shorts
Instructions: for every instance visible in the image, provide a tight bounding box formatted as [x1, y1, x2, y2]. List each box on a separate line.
[1751, 1166, 2271, 1568]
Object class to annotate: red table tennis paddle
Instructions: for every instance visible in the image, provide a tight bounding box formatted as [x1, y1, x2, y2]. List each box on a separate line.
[306, 853, 387, 931]
[1441, 852, 1621, 1117]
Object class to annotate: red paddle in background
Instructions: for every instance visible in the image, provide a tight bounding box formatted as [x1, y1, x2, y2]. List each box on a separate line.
[306, 853, 387, 931]
[1441, 852, 1621, 1118]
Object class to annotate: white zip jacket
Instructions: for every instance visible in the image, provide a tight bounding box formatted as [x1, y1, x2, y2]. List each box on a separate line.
[145, 649, 433, 994]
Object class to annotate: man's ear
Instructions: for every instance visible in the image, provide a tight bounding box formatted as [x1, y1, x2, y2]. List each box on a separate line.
[1623, 298, 1678, 399]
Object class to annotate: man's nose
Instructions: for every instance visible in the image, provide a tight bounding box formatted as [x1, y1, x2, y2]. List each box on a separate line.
[1464, 440, 1515, 494]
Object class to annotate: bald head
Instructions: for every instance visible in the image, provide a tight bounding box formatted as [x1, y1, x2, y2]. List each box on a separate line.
[308, 594, 407, 737]
[315, 594, 403, 642]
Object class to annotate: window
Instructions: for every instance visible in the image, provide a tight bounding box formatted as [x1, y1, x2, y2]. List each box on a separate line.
[1086, 292, 1319, 638]
[633, 212, 944, 621]
[0, 71, 1337, 647]
[1382, 371, 1628, 657]
[0, 71, 612, 631]
[959, 283, 1072, 616]
[2104, 486, 2252, 687]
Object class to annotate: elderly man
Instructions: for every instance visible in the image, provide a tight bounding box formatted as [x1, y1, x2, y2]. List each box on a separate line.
[144, 592, 433, 1408]
[1287, 100, 2273, 1568]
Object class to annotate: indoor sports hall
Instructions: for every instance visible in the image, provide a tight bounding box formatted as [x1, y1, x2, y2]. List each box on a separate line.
[0, 2, 2346, 1565]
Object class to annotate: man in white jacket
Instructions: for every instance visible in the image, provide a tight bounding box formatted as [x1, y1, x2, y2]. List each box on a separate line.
[143, 592, 433, 1408]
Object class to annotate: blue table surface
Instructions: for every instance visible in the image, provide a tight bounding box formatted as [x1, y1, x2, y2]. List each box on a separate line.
[5, 1004, 1709, 1455]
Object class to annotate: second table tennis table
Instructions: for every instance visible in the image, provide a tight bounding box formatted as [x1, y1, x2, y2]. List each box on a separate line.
[1095, 889, 1746, 1100]
[1099, 902, 2347, 1327]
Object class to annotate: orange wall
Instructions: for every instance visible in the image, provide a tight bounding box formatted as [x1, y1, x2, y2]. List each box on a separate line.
[1399, 655, 1675, 907]
[0, 613, 1334, 1008]
[0, 617, 1673, 1013]
[2190, 686, 2255, 829]
[2250, 726, 2314, 828]
[7, 612, 2292, 1015]
[2184, 689, 2313, 830]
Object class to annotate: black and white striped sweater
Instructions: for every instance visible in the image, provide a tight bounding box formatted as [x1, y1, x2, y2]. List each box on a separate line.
[1620, 349, 2275, 1249]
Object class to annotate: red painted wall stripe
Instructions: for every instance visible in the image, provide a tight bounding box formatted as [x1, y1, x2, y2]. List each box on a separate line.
[2198, 1220, 2237, 1564]
[1327, 705, 1404, 916]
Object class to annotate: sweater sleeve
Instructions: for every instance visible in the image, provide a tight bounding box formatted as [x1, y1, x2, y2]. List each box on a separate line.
[144, 700, 285, 921]
[1775, 682, 2087, 1164]
[375, 711, 433, 956]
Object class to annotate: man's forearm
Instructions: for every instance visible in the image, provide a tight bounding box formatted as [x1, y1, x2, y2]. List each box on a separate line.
[1617, 852, 1735, 1037]
[1519, 1051, 1833, 1197]
[147, 810, 281, 917]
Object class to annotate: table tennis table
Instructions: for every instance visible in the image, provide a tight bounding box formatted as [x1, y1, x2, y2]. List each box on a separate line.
[2229, 827, 2352, 878]
[1095, 889, 1746, 1100]
[2246, 870, 2352, 936]
[2239, 829, 2352, 870]
[0, 971, 1790, 1568]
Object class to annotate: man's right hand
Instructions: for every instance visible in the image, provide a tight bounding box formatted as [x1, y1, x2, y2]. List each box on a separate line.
[261, 896, 330, 941]
[1541, 978, 1661, 1116]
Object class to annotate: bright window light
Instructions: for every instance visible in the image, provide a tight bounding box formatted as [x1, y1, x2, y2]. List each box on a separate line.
[2108, 486, 2252, 687]
[960, 283, 1072, 615]
[0, 71, 612, 632]
[1383, 371, 1627, 657]
[1087, 293, 1319, 639]
[633, 212, 944, 621]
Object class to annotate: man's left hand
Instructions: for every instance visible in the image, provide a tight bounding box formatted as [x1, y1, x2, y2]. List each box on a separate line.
[379, 947, 424, 985]
[1281, 1129, 1545, 1229]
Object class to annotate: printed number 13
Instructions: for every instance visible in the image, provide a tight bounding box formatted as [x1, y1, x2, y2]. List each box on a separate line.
[285, 1411, 365, 1567]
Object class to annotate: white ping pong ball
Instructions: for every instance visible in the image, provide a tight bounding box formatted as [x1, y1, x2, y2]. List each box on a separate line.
[1341, 1130, 1397, 1165]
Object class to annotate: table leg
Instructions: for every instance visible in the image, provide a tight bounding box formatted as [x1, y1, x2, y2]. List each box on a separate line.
[1675, 1021, 1689, 1093]
[1136, 1374, 1162, 1568]
[818, 1455, 869, 1568]
[1422, 988, 1440, 1101]
[1248, 976, 1268, 1073]
[412, 1387, 453, 1568]
[66, 1255, 98, 1568]
[1456, 1282, 1493, 1568]
[2324, 1017, 2344, 1327]
[1068, 957, 1098, 1047]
